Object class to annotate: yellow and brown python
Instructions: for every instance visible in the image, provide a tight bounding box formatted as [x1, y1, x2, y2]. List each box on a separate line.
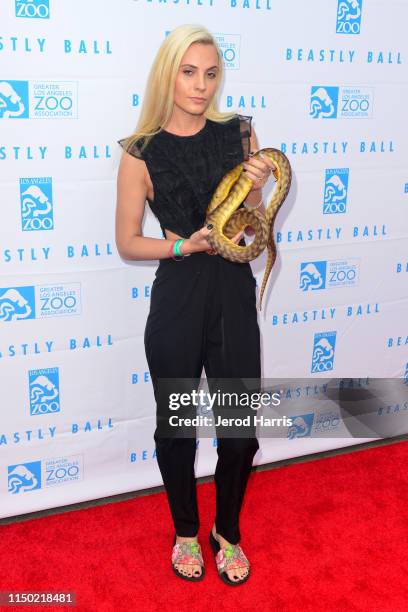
[205, 148, 292, 311]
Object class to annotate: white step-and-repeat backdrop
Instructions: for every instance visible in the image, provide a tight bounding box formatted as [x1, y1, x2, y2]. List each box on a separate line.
[1, 0, 407, 518]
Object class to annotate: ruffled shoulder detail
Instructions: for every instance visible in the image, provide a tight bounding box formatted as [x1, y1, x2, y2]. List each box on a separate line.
[237, 114, 252, 160]
[214, 113, 252, 170]
[117, 135, 146, 160]
[216, 114, 252, 163]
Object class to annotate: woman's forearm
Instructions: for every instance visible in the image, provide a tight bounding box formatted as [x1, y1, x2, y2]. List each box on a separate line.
[118, 190, 266, 260]
[119, 235, 197, 261]
[244, 190, 266, 236]
[245, 189, 264, 208]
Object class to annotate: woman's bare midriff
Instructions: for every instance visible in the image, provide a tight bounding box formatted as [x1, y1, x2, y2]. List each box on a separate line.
[164, 229, 184, 240]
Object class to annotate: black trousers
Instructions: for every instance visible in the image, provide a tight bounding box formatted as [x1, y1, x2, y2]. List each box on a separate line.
[144, 248, 261, 544]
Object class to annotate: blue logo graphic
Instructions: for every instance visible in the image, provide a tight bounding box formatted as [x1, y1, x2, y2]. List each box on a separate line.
[0, 284, 81, 321]
[287, 414, 314, 439]
[324, 168, 349, 214]
[214, 34, 240, 70]
[8, 456, 82, 493]
[314, 410, 341, 433]
[15, 0, 50, 19]
[310, 86, 373, 119]
[0, 80, 29, 118]
[311, 331, 337, 373]
[300, 262, 327, 291]
[310, 86, 339, 118]
[20, 177, 54, 231]
[8, 461, 42, 494]
[0, 286, 35, 322]
[340, 87, 373, 118]
[336, 0, 362, 35]
[44, 456, 82, 488]
[404, 183, 408, 193]
[0, 80, 78, 119]
[299, 259, 359, 292]
[39, 284, 82, 318]
[29, 367, 60, 416]
[327, 260, 359, 288]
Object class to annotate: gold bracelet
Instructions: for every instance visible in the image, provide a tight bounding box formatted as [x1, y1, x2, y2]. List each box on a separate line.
[243, 196, 263, 210]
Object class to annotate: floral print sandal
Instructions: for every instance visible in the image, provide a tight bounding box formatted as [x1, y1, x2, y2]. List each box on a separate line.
[209, 530, 250, 586]
[171, 534, 205, 582]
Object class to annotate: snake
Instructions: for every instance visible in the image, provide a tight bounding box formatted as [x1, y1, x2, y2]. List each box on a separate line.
[205, 148, 292, 311]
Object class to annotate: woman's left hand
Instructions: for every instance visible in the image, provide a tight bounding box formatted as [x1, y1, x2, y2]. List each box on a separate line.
[243, 151, 276, 193]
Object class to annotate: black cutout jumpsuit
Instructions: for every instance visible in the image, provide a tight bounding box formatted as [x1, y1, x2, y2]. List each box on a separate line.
[118, 115, 261, 544]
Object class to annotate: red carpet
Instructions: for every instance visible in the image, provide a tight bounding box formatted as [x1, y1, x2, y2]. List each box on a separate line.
[1, 440, 408, 612]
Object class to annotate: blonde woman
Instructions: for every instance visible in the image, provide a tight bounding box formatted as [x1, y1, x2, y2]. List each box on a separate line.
[116, 24, 274, 586]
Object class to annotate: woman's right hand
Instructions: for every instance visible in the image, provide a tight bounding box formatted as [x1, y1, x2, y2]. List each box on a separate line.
[183, 225, 245, 255]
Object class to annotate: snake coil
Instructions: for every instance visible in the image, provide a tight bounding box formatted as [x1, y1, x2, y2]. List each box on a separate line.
[205, 148, 292, 310]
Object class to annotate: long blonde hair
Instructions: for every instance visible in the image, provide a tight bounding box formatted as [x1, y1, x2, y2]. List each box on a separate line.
[121, 24, 236, 152]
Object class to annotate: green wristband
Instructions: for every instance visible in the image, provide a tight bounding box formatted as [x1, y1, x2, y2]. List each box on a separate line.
[173, 239, 185, 257]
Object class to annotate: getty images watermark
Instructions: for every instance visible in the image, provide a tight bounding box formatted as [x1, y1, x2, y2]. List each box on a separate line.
[154, 377, 408, 439]
[167, 388, 292, 428]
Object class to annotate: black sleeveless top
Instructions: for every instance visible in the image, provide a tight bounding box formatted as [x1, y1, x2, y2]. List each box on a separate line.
[117, 114, 252, 239]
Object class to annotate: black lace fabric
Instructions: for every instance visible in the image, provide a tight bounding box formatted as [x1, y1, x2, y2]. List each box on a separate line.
[117, 114, 252, 239]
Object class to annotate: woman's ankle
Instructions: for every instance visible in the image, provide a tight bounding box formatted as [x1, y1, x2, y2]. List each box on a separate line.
[176, 534, 198, 542]
[212, 524, 222, 542]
